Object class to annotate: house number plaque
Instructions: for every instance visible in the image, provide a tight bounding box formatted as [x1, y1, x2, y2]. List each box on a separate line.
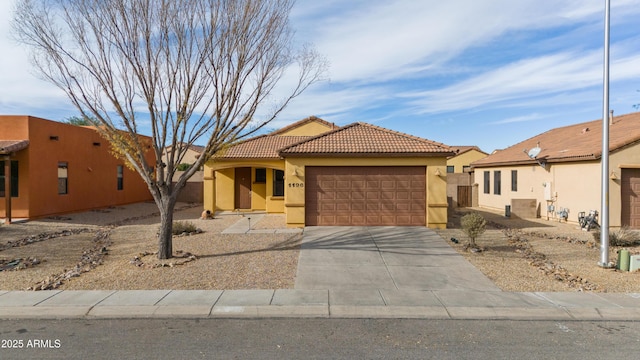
[288, 183, 304, 188]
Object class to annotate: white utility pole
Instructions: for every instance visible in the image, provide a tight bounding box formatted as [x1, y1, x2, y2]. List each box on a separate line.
[599, 0, 611, 268]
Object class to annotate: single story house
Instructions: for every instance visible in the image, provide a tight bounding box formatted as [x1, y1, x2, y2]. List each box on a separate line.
[471, 111, 640, 228]
[447, 146, 488, 174]
[204, 116, 454, 228]
[1, 115, 154, 222]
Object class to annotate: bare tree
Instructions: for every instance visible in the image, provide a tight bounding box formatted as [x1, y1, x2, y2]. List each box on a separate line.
[13, 0, 325, 259]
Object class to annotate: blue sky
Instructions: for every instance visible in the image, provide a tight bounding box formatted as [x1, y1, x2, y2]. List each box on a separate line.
[1, 0, 640, 152]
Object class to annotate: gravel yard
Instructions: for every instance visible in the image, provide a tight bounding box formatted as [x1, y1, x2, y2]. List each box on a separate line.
[1, 202, 638, 292]
[437, 208, 640, 293]
[1, 203, 301, 291]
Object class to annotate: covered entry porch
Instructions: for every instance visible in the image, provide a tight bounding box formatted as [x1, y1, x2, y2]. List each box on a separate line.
[204, 161, 286, 214]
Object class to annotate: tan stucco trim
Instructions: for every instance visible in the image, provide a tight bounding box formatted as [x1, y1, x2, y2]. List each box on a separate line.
[618, 164, 640, 168]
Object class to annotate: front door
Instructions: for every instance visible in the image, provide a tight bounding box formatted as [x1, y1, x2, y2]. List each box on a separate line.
[235, 167, 252, 209]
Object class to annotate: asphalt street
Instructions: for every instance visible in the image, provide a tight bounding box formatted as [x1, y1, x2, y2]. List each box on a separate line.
[1, 318, 639, 359]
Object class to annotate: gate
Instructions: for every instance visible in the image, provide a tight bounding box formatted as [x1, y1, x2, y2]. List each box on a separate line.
[457, 185, 472, 207]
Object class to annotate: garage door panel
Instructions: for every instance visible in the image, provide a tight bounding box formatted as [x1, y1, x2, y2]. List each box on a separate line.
[320, 203, 336, 211]
[366, 192, 380, 200]
[367, 181, 380, 189]
[305, 166, 426, 226]
[411, 191, 426, 200]
[381, 191, 395, 200]
[336, 203, 350, 211]
[367, 203, 380, 211]
[336, 191, 350, 200]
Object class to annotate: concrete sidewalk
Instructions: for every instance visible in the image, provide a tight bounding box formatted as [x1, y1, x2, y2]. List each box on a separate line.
[1, 289, 640, 320]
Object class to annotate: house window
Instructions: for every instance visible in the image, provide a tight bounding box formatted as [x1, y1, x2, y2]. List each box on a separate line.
[483, 171, 490, 194]
[273, 169, 284, 196]
[511, 170, 518, 192]
[255, 168, 266, 183]
[494, 170, 501, 195]
[462, 166, 471, 173]
[446, 166, 455, 173]
[58, 162, 68, 195]
[0, 160, 19, 198]
[117, 165, 124, 190]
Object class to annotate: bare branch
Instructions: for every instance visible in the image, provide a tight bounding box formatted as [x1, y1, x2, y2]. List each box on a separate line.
[12, 0, 326, 259]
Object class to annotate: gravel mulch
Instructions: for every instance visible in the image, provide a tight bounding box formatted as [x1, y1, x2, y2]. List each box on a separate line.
[437, 208, 640, 293]
[1, 203, 301, 291]
[2, 203, 638, 292]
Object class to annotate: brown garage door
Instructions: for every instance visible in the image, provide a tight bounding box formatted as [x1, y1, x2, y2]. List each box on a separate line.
[305, 166, 426, 226]
[622, 168, 640, 229]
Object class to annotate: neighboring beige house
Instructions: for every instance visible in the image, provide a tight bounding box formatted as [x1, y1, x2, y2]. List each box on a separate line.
[446, 146, 488, 208]
[162, 143, 205, 203]
[204, 116, 454, 228]
[471, 112, 640, 229]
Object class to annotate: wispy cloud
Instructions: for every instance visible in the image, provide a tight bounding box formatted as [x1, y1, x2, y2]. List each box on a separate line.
[2, 0, 640, 151]
[490, 114, 543, 125]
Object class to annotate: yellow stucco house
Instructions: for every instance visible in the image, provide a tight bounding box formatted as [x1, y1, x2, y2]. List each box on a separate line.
[472, 111, 640, 229]
[447, 146, 488, 173]
[203, 116, 454, 228]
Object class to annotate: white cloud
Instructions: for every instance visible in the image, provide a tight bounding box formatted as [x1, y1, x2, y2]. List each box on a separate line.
[294, 0, 620, 84]
[401, 46, 640, 114]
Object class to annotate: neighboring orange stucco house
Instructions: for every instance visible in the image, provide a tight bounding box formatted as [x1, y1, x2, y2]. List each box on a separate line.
[204, 116, 454, 228]
[1, 115, 154, 222]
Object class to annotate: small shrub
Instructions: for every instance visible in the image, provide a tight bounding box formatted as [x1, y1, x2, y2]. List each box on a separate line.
[593, 227, 640, 247]
[171, 221, 198, 235]
[176, 163, 191, 171]
[460, 212, 486, 249]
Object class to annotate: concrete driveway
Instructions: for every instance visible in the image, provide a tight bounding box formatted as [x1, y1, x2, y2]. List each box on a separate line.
[295, 226, 500, 291]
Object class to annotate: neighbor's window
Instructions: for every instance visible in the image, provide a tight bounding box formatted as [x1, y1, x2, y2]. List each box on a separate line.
[483, 171, 490, 194]
[494, 170, 501, 195]
[446, 166, 455, 173]
[511, 170, 518, 192]
[117, 165, 124, 190]
[255, 168, 266, 183]
[0, 160, 19, 197]
[58, 162, 68, 195]
[462, 165, 471, 173]
[273, 169, 284, 196]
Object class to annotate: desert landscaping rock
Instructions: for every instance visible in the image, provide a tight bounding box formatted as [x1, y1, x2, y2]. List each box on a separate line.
[2, 203, 639, 293]
[438, 209, 639, 293]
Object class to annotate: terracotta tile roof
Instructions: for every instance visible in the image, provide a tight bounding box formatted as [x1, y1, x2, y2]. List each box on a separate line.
[472, 112, 640, 168]
[0, 140, 29, 155]
[279, 122, 453, 157]
[269, 115, 337, 135]
[215, 135, 312, 159]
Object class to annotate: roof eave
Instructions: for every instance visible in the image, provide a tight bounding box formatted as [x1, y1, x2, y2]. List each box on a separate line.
[280, 151, 454, 158]
[472, 155, 599, 168]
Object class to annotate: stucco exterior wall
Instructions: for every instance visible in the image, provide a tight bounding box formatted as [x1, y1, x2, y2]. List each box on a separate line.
[1, 116, 154, 219]
[204, 159, 285, 213]
[475, 144, 640, 228]
[278, 121, 333, 136]
[283, 157, 448, 228]
[447, 150, 486, 173]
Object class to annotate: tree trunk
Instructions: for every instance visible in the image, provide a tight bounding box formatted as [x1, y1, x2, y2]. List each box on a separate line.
[157, 198, 177, 259]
